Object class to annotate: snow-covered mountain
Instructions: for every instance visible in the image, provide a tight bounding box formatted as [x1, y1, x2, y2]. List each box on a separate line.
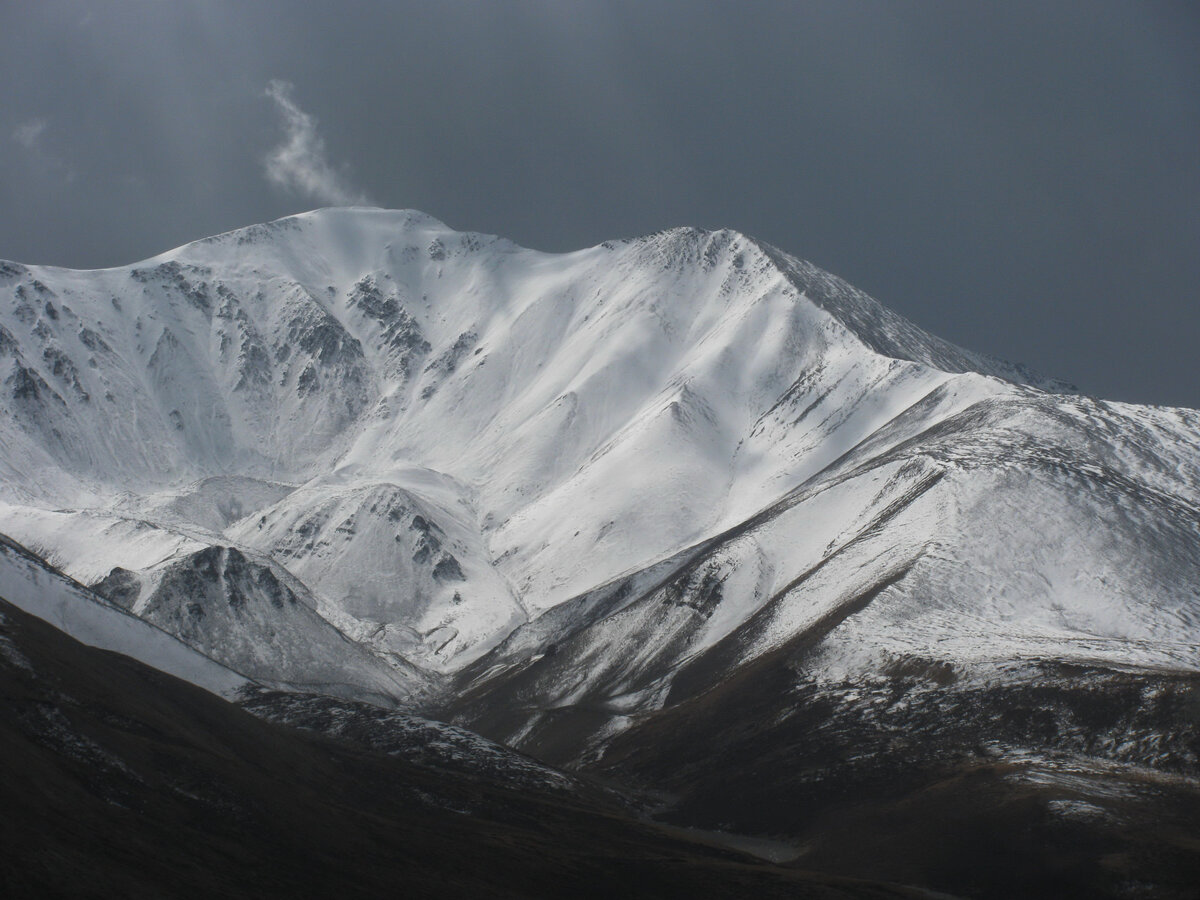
[1, 208, 1194, 700]
[3, 207, 1198, 898]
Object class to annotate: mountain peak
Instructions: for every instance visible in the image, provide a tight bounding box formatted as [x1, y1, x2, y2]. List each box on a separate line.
[12, 207, 1072, 398]
[0, 208, 1180, 684]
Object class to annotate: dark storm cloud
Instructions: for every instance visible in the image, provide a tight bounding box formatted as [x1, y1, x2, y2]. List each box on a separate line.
[1, 0, 1197, 407]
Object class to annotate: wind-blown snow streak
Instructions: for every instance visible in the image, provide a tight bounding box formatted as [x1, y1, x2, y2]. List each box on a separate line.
[263, 81, 374, 207]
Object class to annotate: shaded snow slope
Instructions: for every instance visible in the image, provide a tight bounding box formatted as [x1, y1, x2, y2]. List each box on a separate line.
[0, 503, 427, 703]
[0, 532, 247, 697]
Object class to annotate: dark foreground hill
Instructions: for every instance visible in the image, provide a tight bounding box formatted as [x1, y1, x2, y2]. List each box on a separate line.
[0, 590, 929, 900]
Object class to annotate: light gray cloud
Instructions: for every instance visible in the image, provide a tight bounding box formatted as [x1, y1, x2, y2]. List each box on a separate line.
[263, 79, 374, 207]
[13, 119, 47, 150]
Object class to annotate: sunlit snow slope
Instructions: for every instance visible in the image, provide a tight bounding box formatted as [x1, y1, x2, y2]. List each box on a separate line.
[1, 208, 1196, 710]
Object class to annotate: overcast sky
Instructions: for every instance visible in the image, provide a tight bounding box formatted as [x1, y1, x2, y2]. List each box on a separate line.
[2, 1, 1197, 407]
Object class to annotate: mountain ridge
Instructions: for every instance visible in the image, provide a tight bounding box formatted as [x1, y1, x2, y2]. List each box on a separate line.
[1, 207, 1195, 689]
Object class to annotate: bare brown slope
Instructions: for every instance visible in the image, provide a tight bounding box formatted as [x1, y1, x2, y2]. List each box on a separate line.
[0, 593, 926, 900]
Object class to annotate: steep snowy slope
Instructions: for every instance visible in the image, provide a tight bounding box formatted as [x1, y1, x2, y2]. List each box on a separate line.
[447, 385, 1200, 755]
[0, 208, 1196, 714]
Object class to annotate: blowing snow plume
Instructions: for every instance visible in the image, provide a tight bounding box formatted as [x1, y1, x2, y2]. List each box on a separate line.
[263, 79, 374, 206]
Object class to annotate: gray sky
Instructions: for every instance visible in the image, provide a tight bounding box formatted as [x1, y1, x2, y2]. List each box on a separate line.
[2, 1, 1197, 408]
